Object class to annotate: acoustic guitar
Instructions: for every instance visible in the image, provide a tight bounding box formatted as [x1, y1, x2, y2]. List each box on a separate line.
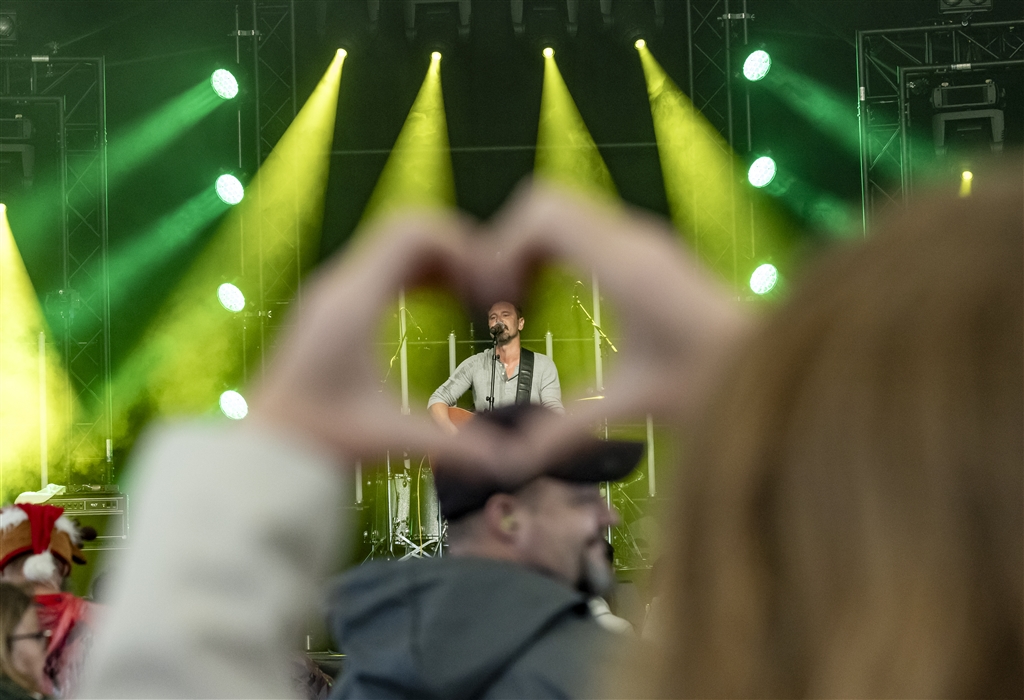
[447, 406, 474, 428]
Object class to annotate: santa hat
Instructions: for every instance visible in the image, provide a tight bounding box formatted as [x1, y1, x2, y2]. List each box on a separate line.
[0, 504, 91, 581]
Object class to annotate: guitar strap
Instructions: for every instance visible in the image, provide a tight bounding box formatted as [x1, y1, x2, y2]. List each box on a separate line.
[515, 349, 535, 405]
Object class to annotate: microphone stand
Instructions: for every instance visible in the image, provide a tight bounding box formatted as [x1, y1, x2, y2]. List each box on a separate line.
[487, 333, 499, 412]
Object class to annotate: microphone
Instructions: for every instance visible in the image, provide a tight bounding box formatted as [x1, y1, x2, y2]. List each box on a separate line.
[489, 322, 506, 339]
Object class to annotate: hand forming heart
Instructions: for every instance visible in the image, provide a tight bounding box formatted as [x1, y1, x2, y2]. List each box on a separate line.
[251, 183, 751, 487]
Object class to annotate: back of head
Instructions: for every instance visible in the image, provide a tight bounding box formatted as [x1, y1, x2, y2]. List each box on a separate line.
[655, 176, 1023, 697]
[0, 581, 37, 689]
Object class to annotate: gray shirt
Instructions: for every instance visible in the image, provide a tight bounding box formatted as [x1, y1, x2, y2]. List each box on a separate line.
[428, 348, 564, 413]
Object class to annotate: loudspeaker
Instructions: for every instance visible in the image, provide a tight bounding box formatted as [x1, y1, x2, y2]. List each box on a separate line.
[48, 493, 129, 599]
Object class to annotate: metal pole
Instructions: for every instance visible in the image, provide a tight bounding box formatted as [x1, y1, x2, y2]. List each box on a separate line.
[98, 56, 113, 484]
[38, 332, 47, 489]
[646, 414, 656, 497]
[897, 66, 910, 205]
[386, 452, 394, 555]
[448, 332, 456, 376]
[545, 330, 553, 360]
[856, 31, 869, 236]
[355, 460, 363, 504]
[399, 289, 410, 415]
[592, 273, 603, 392]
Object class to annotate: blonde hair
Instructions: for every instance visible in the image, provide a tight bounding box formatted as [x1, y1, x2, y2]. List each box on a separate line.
[0, 581, 41, 693]
[655, 177, 1022, 697]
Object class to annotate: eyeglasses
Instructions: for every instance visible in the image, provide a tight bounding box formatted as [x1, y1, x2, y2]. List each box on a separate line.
[8, 629, 51, 645]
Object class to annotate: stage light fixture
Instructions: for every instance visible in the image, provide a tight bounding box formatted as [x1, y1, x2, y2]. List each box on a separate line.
[214, 174, 244, 205]
[749, 263, 779, 295]
[747, 156, 777, 188]
[543, 47, 554, 58]
[960, 169, 974, 197]
[219, 390, 248, 420]
[634, 39, 646, 50]
[743, 49, 771, 82]
[337, 48, 348, 59]
[217, 283, 245, 312]
[431, 51, 441, 61]
[210, 69, 239, 100]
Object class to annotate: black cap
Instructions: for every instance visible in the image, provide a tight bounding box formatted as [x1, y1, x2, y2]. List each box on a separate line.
[432, 405, 644, 521]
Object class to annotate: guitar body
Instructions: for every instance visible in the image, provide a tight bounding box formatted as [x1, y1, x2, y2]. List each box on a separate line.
[448, 406, 474, 427]
[427, 407, 475, 472]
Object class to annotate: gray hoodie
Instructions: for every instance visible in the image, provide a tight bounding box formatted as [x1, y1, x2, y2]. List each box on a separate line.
[326, 556, 619, 699]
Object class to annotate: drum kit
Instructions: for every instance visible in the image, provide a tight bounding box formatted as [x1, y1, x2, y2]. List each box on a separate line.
[359, 393, 657, 570]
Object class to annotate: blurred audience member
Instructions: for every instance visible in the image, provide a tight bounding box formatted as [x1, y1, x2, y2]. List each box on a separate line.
[0, 504, 97, 698]
[327, 405, 641, 699]
[643, 180, 1023, 697]
[0, 581, 50, 699]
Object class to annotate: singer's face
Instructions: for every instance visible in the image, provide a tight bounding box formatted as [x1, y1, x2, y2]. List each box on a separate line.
[488, 302, 524, 341]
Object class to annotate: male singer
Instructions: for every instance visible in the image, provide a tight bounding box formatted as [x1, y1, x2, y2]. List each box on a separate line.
[428, 301, 564, 433]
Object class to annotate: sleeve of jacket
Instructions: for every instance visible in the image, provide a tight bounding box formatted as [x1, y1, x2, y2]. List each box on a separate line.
[428, 354, 478, 408]
[536, 354, 564, 415]
[78, 421, 349, 699]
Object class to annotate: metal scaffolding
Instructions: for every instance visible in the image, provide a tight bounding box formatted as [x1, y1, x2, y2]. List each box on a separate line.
[233, 1, 300, 379]
[685, 0, 753, 289]
[857, 19, 1024, 233]
[0, 56, 112, 485]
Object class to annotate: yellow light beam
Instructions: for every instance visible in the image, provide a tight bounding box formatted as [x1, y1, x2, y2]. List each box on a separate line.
[358, 53, 461, 405]
[361, 53, 455, 227]
[105, 50, 346, 435]
[536, 52, 617, 200]
[637, 44, 790, 287]
[0, 205, 74, 502]
[531, 52, 619, 396]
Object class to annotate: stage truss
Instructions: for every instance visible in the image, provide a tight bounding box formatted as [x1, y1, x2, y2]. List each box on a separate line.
[857, 19, 1024, 233]
[0, 56, 113, 486]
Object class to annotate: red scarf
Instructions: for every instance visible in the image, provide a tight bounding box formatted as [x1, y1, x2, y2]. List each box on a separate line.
[34, 592, 90, 655]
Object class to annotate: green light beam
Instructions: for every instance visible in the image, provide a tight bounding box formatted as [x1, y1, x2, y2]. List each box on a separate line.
[105, 51, 346, 436]
[107, 80, 223, 185]
[82, 189, 227, 324]
[7, 81, 225, 266]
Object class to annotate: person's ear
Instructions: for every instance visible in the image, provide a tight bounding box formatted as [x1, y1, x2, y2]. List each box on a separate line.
[484, 494, 520, 540]
[517, 316, 525, 331]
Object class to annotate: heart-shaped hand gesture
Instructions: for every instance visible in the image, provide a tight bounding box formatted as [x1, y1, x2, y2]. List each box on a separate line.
[251, 183, 750, 485]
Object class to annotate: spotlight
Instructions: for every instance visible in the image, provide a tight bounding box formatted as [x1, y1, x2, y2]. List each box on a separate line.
[217, 282, 245, 312]
[215, 174, 244, 205]
[749, 263, 779, 295]
[959, 169, 974, 197]
[431, 51, 442, 61]
[219, 390, 249, 420]
[210, 69, 239, 100]
[747, 156, 777, 188]
[543, 47, 554, 58]
[634, 38, 646, 50]
[0, 11, 17, 44]
[337, 48, 348, 59]
[742, 49, 772, 82]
